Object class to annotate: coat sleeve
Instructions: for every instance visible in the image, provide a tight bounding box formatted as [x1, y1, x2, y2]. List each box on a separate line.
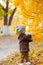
[18, 33, 27, 41]
[21, 35, 27, 40]
[26, 34, 33, 42]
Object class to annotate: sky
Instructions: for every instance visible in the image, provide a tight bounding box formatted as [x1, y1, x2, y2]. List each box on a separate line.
[0, 0, 3, 4]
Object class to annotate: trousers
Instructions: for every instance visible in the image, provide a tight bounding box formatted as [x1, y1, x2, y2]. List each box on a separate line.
[21, 51, 29, 63]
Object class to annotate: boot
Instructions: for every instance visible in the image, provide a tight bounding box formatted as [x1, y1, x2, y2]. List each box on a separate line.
[26, 62, 31, 65]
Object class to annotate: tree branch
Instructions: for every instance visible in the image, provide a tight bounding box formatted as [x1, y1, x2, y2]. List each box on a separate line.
[0, 3, 5, 11]
[2, 7, 6, 11]
[8, 8, 16, 25]
[6, 0, 9, 12]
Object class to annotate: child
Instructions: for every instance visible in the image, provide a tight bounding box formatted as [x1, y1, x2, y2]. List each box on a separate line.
[17, 26, 32, 65]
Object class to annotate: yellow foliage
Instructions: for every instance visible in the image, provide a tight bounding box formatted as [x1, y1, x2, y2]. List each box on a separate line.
[9, 0, 43, 42]
[9, 0, 43, 20]
[13, 0, 43, 19]
[14, 0, 20, 7]
[32, 54, 37, 58]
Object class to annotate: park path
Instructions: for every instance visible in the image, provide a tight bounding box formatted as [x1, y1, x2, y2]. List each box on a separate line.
[0, 35, 20, 61]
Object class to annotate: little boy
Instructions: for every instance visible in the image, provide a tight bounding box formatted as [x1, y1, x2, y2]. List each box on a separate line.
[17, 26, 32, 65]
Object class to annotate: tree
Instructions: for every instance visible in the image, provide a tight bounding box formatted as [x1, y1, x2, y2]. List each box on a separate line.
[0, 0, 16, 35]
[12, 0, 43, 42]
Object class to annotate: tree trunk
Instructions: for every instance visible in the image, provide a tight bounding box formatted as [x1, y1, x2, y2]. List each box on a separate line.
[3, 0, 16, 35]
[3, 0, 9, 35]
[7, 8, 16, 35]
[8, 8, 16, 25]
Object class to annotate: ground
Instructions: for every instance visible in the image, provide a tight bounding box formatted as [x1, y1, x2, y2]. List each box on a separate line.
[0, 34, 43, 65]
[0, 34, 19, 61]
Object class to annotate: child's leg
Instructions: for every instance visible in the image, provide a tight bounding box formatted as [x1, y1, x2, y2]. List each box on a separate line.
[21, 52, 25, 63]
[25, 51, 29, 62]
[20, 52, 31, 65]
[25, 52, 31, 65]
[21, 52, 29, 63]
[19, 52, 25, 65]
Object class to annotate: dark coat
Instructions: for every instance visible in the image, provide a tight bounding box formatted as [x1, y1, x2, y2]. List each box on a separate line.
[18, 33, 32, 52]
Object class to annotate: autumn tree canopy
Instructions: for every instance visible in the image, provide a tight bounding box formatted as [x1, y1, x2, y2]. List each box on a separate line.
[9, 0, 43, 42]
